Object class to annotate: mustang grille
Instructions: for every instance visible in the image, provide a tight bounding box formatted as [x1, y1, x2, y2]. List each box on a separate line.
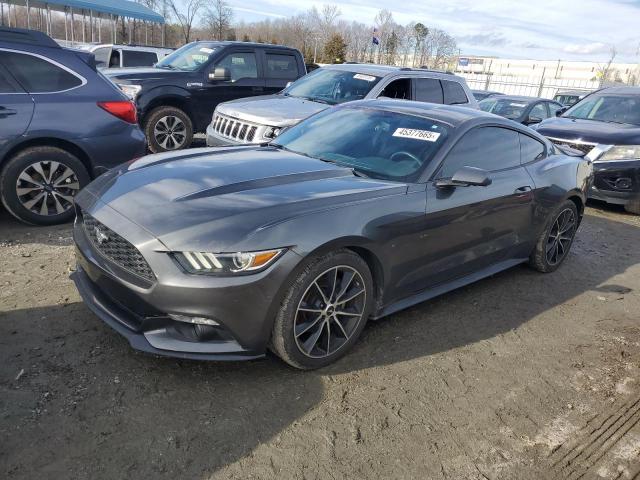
[548, 137, 596, 156]
[211, 112, 262, 143]
[83, 214, 155, 282]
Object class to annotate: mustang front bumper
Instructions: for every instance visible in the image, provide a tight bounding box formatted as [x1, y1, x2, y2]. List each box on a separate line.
[70, 206, 301, 360]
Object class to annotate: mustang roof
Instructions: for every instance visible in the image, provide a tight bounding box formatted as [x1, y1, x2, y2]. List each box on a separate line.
[348, 99, 501, 127]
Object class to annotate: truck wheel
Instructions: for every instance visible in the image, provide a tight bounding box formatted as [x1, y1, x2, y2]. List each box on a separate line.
[624, 198, 640, 215]
[0, 146, 89, 225]
[145, 106, 193, 153]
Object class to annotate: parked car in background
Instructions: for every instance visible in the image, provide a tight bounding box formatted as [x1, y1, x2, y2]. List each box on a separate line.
[471, 89, 504, 101]
[535, 87, 640, 214]
[106, 41, 306, 152]
[479, 95, 563, 126]
[71, 99, 590, 369]
[77, 44, 172, 69]
[206, 64, 478, 146]
[0, 27, 146, 225]
[553, 90, 589, 107]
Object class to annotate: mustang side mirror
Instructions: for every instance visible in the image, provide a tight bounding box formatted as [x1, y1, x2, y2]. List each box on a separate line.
[208, 67, 231, 82]
[435, 166, 492, 188]
[525, 115, 543, 125]
[556, 106, 569, 117]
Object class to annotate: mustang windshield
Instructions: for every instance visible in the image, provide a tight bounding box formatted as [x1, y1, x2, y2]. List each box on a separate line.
[272, 107, 449, 181]
[564, 95, 640, 125]
[283, 69, 382, 105]
[156, 43, 218, 71]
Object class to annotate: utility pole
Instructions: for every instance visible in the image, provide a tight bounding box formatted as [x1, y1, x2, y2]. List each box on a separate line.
[162, 0, 167, 46]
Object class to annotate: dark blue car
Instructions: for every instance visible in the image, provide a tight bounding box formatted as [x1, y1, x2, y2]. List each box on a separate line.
[0, 28, 146, 225]
[535, 87, 640, 215]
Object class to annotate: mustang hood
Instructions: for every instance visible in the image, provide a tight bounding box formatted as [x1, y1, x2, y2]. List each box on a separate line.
[78, 147, 406, 251]
[536, 117, 640, 145]
[216, 95, 328, 127]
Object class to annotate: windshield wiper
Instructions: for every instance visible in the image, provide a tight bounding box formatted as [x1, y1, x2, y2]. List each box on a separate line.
[351, 168, 370, 178]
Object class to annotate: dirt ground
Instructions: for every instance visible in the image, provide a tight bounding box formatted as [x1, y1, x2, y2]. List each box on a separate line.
[1, 202, 640, 480]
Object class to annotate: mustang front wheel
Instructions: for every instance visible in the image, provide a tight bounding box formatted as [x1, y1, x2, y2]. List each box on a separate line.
[270, 250, 374, 369]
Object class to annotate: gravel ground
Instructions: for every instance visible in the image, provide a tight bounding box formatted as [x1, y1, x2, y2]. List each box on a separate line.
[1, 203, 640, 480]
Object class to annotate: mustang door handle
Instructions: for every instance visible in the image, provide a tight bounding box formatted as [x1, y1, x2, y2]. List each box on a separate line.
[514, 185, 533, 194]
[0, 107, 17, 118]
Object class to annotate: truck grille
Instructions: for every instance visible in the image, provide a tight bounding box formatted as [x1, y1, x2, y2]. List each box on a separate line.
[211, 112, 264, 143]
[548, 137, 596, 156]
[83, 213, 155, 282]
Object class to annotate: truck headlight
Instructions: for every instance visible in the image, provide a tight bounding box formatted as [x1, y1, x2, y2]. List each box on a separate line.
[119, 84, 142, 100]
[173, 249, 284, 275]
[596, 145, 640, 162]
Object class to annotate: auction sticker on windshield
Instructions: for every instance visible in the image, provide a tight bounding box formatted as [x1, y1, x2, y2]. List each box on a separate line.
[353, 73, 377, 82]
[392, 128, 441, 142]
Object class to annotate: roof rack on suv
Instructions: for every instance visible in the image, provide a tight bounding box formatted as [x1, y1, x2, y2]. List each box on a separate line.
[0, 27, 60, 48]
[398, 66, 454, 75]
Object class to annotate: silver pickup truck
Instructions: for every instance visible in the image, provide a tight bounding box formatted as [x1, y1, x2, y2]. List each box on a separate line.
[206, 63, 478, 146]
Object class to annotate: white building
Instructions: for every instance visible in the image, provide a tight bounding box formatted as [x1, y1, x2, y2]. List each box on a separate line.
[457, 56, 640, 84]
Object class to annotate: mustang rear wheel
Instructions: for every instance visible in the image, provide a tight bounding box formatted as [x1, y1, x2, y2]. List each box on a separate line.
[529, 200, 578, 273]
[270, 250, 374, 369]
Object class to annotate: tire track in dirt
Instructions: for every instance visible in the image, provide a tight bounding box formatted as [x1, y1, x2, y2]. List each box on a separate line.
[547, 392, 640, 479]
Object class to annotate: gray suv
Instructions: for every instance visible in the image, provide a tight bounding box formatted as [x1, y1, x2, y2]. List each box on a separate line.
[206, 64, 478, 146]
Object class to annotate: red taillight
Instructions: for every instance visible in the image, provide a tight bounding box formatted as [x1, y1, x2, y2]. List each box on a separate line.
[97, 101, 137, 124]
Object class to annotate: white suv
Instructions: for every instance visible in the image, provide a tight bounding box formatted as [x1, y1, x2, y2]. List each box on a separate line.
[79, 44, 173, 69]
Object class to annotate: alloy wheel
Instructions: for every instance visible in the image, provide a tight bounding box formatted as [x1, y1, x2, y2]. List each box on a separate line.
[294, 265, 367, 359]
[153, 115, 187, 150]
[546, 207, 576, 266]
[16, 161, 80, 216]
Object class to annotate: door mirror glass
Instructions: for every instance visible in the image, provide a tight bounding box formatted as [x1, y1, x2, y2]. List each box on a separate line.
[525, 115, 543, 125]
[435, 166, 492, 188]
[209, 66, 231, 82]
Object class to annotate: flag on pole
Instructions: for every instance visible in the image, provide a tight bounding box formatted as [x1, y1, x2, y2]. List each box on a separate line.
[372, 27, 380, 45]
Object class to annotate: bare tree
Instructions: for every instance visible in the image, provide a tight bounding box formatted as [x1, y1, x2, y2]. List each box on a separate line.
[168, 0, 205, 43]
[204, 0, 233, 40]
[597, 46, 618, 86]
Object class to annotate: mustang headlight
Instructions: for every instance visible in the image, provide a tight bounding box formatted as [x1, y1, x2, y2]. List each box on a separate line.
[173, 249, 284, 274]
[119, 84, 142, 100]
[596, 145, 640, 162]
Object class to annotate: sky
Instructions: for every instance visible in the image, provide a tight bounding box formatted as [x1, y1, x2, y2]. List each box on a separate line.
[228, 0, 640, 63]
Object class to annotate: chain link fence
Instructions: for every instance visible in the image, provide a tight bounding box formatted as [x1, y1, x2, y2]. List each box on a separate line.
[457, 72, 601, 99]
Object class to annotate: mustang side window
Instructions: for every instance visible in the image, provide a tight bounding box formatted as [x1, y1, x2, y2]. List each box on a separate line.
[438, 127, 521, 178]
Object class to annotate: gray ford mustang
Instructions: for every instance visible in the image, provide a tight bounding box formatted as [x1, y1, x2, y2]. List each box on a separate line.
[71, 99, 592, 369]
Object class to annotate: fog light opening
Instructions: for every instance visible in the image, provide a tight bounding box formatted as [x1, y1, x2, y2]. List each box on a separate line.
[615, 177, 632, 190]
[169, 314, 220, 326]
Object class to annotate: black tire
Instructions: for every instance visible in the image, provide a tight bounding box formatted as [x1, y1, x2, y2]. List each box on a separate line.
[144, 106, 193, 153]
[270, 249, 375, 370]
[0, 146, 89, 225]
[528, 200, 579, 273]
[624, 198, 640, 215]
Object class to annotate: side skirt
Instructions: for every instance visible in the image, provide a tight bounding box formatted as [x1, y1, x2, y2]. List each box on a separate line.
[371, 258, 527, 320]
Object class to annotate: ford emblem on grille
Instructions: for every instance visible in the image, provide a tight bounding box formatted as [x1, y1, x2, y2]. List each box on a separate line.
[94, 226, 109, 245]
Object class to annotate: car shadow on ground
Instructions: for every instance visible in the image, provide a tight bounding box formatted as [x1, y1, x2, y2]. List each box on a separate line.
[1, 211, 639, 479]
